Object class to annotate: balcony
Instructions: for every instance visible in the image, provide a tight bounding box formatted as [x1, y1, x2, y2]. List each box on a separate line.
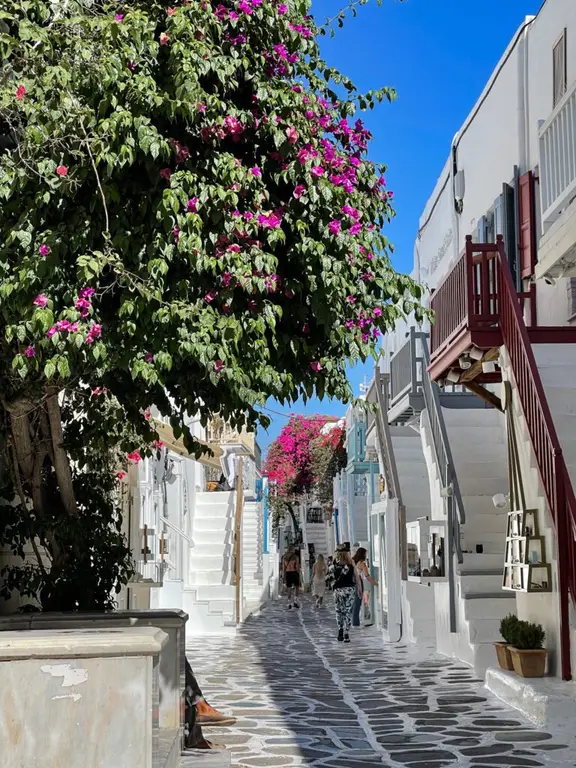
[429, 237, 576, 386]
[536, 79, 576, 280]
[389, 327, 486, 423]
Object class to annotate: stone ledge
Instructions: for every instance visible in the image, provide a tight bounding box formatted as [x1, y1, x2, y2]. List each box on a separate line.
[485, 666, 576, 728]
[0, 626, 168, 661]
[180, 750, 231, 768]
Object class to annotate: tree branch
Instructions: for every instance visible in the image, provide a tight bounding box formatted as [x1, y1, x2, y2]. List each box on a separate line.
[45, 389, 79, 518]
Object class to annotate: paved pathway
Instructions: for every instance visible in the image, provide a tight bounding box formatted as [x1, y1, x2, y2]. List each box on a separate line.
[191, 597, 573, 768]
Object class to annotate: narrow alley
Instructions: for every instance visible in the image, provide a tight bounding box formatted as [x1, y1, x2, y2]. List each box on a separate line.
[191, 599, 573, 768]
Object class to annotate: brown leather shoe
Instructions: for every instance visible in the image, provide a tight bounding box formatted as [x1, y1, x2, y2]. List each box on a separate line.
[194, 739, 226, 750]
[197, 712, 237, 727]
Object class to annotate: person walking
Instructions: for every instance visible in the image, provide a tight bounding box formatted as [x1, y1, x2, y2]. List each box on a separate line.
[352, 547, 378, 628]
[332, 542, 362, 643]
[283, 546, 301, 609]
[312, 553, 327, 608]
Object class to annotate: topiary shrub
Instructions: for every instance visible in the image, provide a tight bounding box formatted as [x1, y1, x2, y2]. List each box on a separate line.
[512, 620, 546, 650]
[499, 614, 520, 645]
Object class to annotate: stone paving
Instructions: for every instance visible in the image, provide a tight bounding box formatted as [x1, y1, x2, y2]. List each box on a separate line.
[190, 596, 574, 768]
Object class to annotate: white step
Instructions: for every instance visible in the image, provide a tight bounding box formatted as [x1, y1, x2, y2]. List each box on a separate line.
[538, 386, 576, 415]
[461, 495, 504, 516]
[195, 492, 233, 504]
[191, 555, 231, 571]
[194, 530, 233, 545]
[442, 408, 503, 427]
[189, 571, 230, 586]
[193, 585, 236, 601]
[463, 592, 516, 620]
[195, 505, 232, 519]
[460, 553, 505, 570]
[442, 425, 505, 444]
[193, 517, 233, 532]
[462, 513, 507, 534]
[458, 476, 509, 496]
[459, 571, 503, 594]
[469, 618, 504, 643]
[453, 461, 507, 479]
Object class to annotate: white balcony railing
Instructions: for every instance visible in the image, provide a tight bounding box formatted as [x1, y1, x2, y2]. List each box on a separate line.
[539, 79, 576, 230]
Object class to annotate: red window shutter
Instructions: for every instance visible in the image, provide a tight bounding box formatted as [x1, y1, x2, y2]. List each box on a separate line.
[518, 171, 536, 278]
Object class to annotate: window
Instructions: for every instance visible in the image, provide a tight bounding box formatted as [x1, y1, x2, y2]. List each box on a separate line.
[553, 30, 567, 108]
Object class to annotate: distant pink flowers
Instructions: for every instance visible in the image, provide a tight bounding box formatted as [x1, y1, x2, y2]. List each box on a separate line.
[127, 451, 142, 464]
[39, 244, 50, 257]
[250, 167, 262, 178]
[278, 3, 287, 14]
[310, 361, 322, 372]
[160, 32, 170, 45]
[25, 345, 35, 358]
[33, 294, 48, 308]
[116, 471, 127, 481]
[56, 165, 68, 177]
[311, 166, 324, 178]
[145, 352, 154, 363]
[187, 197, 198, 213]
[214, 360, 225, 373]
[160, 168, 172, 181]
[91, 387, 107, 396]
[115, 13, 124, 22]
[258, 212, 282, 229]
[16, 85, 26, 101]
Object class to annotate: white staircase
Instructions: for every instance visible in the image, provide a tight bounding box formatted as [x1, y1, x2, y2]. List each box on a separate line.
[183, 492, 237, 635]
[242, 499, 264, 606]
[390, 426, 437, 643]
[306, 523, 330, 559]
[439, 407, 516, 675]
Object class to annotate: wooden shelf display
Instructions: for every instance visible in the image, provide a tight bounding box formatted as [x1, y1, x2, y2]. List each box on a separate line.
[503, 509, 552, 593]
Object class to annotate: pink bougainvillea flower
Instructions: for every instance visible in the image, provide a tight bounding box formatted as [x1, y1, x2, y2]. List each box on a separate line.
[39, 244, 50, 257]
[144, 408, 151, 420]
[85, 323, 102, 344]
[46, 327, 57, 339]
[310, 361, 322, 372]
[33, 294, 48, 308]
[328, 220, 341, 235]
[160, 32, 170, 45]
[127, 450, 142, 464]
[250, 167, 262, 178]
[24, 345, 35, 358]
[55, 320, 72, 332]
[278, 3, 287, 14]
[56, 165, 68, 177]
[173, 226, 181, 243]
[127, 60, 137, 71]
[349, 222, 362, 235]
[205, 290, 218, 304]
[153, 440, 165, 449]
[75, 297, 91, 312]
[214, 360, 225, 373]
[238, 0, 253, 13]
[115, 13, 124, 22]
[91, 387, 107, 396]
[167, 7, 176, 15]
[186, 197, 198, 213]
[285, 126, 299, 144]
[116, 471, 127, 481]
[145, 352, 154, 363]
[346, 295, 356, 304]
[222, 272, 233, 287]
[310, 165, 324, 178]
[80, 287, 95, 299]
[373, 307, 383, 317]
[302, 323, 310, 334]
[16, 85, 26, 101]
[293, 185, 305, 200]
[159, 168, 172, 181]
[297, 148, 309, 164]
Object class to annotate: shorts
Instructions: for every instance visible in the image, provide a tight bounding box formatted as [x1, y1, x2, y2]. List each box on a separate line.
[285, 572, 300, 589]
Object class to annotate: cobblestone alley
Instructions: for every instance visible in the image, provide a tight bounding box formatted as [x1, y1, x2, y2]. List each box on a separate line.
[191, 598, 574, 768]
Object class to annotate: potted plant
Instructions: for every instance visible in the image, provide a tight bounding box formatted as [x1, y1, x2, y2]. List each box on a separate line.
[509, 620, 547, 678]
[495, 614, 519, 671]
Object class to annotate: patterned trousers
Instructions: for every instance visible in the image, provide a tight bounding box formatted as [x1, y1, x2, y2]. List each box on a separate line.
[334, 586, 356, 632]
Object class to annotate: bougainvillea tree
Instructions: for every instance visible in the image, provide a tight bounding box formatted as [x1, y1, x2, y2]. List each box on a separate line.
[264, 413, 333, 528]
[0, 0, 423, 608]
[309, 420, 346, 508]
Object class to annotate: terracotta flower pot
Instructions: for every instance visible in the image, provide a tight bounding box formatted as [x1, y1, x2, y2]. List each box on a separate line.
[494, 642, 514, 671]
[509, 647, 548, 678]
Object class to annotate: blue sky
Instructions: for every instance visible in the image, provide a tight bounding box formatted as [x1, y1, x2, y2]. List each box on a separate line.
[258, 0, 542, 455]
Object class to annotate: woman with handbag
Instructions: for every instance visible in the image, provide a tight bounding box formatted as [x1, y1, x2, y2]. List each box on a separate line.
[332, 543, 363, 643]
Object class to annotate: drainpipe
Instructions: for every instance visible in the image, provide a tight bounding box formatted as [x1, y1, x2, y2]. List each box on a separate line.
[517, 22, 529, 174]
[450, 134, 461, 265]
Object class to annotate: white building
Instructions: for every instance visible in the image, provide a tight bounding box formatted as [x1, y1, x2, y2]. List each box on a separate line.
[121, 410, 268, 635]
[370, 0, 576, 718]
